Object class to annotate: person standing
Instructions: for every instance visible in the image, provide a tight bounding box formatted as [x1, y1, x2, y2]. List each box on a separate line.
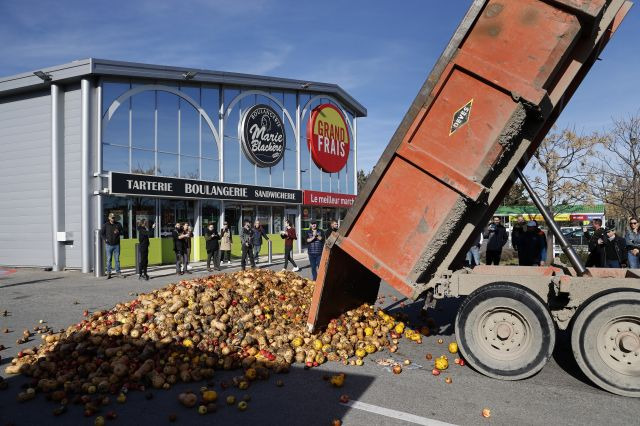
[483, 216, 508, 265]
[100, 212, 124, 279]
[518, 221, 547, 266]
[204, 223, 221, 272]
[465, 232, 482, 267]
[137, 219, 154, 280]
[325, 220, 339, 240]
[280, 219, 299, 272]
[625, 218, 640, 269]
[252, 220, 269, 264]
[511, 215, 526, 265]
[220, 221, 233, 265]
[604, 228, 627, 268]
[586, 218, 606, 267]
[306, 221, 325, 280]
[182, 223, 194, 274]
[240, 220, 256, 271]
[172, 223, 186, 275]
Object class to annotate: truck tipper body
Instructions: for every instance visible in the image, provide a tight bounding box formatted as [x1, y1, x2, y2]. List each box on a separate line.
[307, 0, 638, 397]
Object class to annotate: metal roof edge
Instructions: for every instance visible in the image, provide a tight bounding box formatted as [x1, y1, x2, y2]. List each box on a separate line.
[0, 58, 367, 117]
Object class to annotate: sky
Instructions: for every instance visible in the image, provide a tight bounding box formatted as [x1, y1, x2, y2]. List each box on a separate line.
[0, 0, 638, 173]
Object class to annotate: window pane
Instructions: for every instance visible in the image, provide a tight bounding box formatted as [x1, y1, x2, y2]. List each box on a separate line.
[257, 206, 270, 234]
[180, 85, 200, 103]
[202, 121, 218, 159]
[180, 156, 199, 179]
[131, 149, 155, 175]
[272, 206, 284, 233]
[160, 199, 195, 237]
[132, 197, 156, 238]
[103, 102, 129, 147]
[202, 200, 220, 233]
[157, 91, 178, 153]
[201, 158, 218, 182]
[239, 96, 255, 185]
[202, 86, 220, 126]
[102, 144, 129, 172]
[180, 100, 199, 157]
[102, 81, 130, 115]
[157, 153, 178, 177]
[131, 90, 155, 150]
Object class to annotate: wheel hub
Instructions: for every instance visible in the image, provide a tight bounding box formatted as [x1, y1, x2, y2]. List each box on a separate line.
[477, 309, 531, 359]
[597, 317, 640, 374]
[496, 323, 512, 340]
[619, 333, 639, 353]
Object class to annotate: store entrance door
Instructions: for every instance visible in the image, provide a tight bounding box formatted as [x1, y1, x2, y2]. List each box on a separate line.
[160, 200, 195, 237]
[224, 205, 240, 235]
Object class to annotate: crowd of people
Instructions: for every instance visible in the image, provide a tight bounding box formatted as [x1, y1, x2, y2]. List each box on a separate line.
[100, 214, 341, 281]
[585, 218, 640, 268]
[466, 215, 640, 270]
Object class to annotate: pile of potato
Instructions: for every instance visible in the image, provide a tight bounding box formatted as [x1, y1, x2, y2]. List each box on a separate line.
[4, 269, 422, 399]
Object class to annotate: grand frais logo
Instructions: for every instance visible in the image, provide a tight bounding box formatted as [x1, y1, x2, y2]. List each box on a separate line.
[307, 104, 350, 173]
[241, 104, 286, 168]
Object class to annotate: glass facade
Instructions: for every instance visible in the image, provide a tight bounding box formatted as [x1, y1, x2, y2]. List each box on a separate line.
[102, 81, 220, 179]
[101, 78, 359, 247]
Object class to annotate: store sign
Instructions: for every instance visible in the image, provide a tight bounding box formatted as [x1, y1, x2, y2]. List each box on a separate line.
[570, 214, 603, 221]
[307, 104, 350, 173]
[241, 104, 286, 167]
[303, 190, 356, 208]
[109, 172, 302, 204]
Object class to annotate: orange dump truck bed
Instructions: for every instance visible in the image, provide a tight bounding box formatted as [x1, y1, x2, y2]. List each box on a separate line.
[308, 0, 632, 330]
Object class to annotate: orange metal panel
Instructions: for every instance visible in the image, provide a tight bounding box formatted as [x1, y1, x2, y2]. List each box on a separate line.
[463, 0, 581, 89]
[407, 69, 517, 179]
[347, 157, 461, 290]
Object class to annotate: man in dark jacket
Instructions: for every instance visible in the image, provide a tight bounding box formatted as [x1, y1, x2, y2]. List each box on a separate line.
[325, 220, 339, 240]
[240, 221, 256, 271]
[586, 219, 606, 267]
[483, 216, 509, 265]
[252, 220, 269, 264]
[518, 221, 547, 266]
[511, 215, 526, 265]
[205, 223, 221, 272]
[172, 223, 186, 275]
[101, 212, 124, 279]
[306, 221, 325, 280]
[603, 228, 627, 268]
[137, 219, 154, 281]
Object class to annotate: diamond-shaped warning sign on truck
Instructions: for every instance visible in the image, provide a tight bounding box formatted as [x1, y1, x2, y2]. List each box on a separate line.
[449, 99, 473, 135]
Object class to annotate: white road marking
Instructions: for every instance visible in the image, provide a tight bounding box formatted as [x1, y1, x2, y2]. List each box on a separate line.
[342, 400, 457, 426]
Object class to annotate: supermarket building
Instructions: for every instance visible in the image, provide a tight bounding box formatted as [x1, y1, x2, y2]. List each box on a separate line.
[0, 59, 365, 272]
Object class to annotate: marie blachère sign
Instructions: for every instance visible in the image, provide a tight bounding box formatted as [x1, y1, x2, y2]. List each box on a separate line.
[109, 172, 302, 204]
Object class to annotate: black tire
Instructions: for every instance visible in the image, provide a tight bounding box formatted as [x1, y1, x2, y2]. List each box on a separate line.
[571, 290, 640, 397]
[455, 282, 556, 380]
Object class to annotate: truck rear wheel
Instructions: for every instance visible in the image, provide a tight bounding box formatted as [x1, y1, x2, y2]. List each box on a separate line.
[455, 283, 555, 380]
[571, 290, 640, 397]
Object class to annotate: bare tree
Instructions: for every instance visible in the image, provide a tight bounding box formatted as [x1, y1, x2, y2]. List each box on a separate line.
[502, 182, 530, 206]
[526, 125, 599, 261]
[591, 113, 640, 220]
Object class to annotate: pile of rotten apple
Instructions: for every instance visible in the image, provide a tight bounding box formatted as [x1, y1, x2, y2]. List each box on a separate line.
[4, 269, 432, 414]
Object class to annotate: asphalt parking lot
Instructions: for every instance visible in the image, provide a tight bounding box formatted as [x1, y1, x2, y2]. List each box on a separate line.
[1, 262, 639, 426]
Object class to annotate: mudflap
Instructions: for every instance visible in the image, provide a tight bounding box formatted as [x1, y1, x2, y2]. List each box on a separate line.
[306, 242, 381, 332]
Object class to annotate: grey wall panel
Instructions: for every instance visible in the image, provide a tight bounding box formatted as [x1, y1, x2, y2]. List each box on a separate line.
[0, 91, 52, 266]
[63, 84, 82, 267]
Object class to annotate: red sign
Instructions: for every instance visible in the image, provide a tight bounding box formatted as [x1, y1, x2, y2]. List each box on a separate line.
[303, 190, 356, 208]
[307, 104, 350, 173]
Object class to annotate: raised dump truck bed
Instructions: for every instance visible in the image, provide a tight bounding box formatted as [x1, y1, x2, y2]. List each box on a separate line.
[308, 0, 638, 397]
